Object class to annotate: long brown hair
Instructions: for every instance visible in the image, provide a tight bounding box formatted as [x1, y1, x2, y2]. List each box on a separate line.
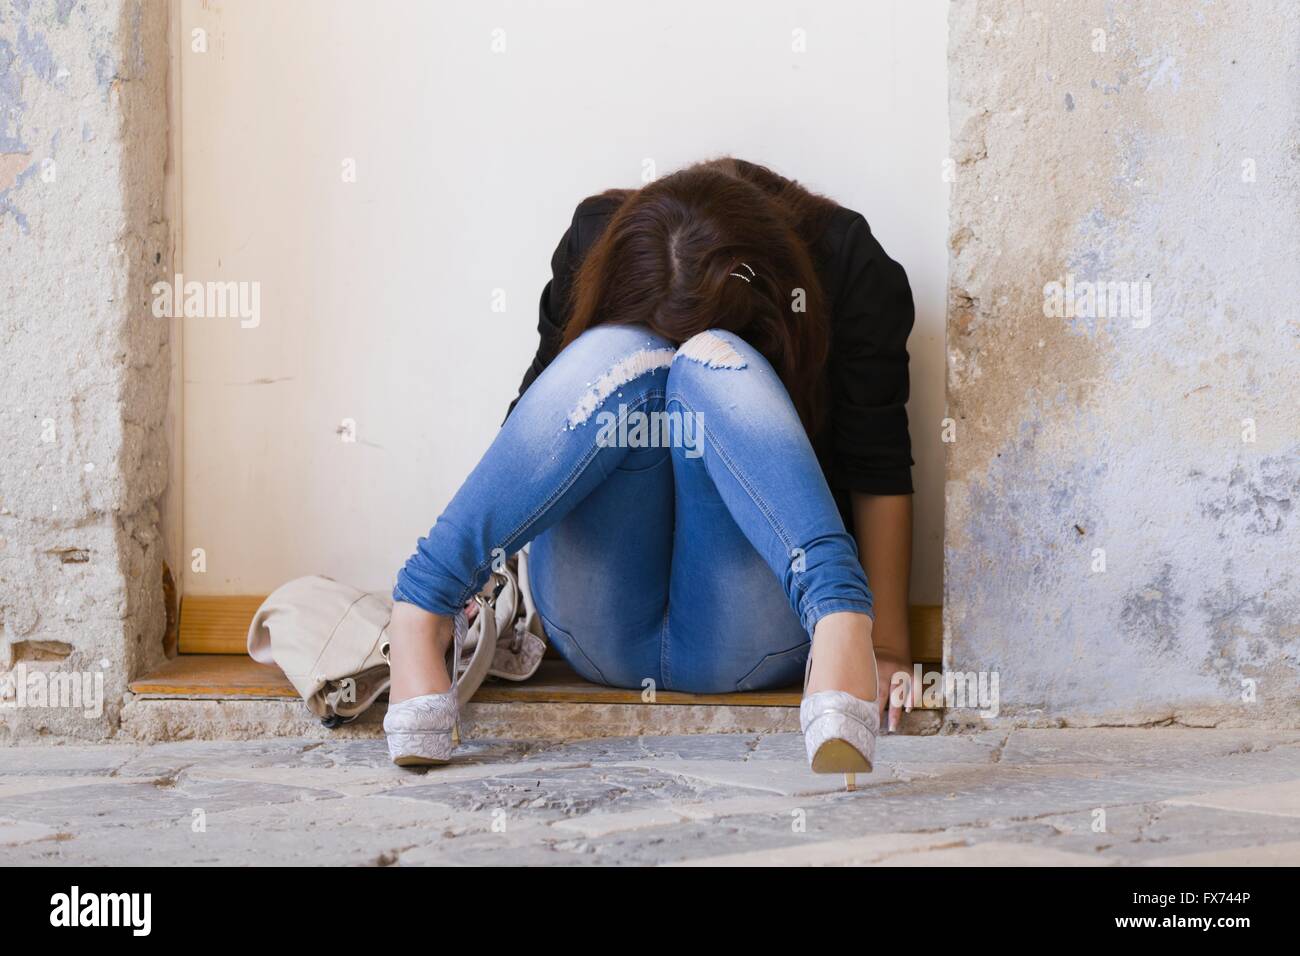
[559, 157, 838, 432]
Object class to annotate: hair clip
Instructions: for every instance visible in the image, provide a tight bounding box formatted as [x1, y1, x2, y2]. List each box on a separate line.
[729, 262, 757, 283]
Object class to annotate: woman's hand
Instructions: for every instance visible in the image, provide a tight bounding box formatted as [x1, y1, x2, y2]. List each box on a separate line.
[876, 652, 915, 733]
[850, 491, 915, 733]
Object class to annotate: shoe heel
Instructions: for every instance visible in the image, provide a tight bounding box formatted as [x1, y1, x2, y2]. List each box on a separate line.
[801, 694, 880, 782]
[387, 730, 454, 766]
[808, 728, 875, 774]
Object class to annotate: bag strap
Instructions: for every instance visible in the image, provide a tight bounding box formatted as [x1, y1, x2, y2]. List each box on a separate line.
[456, 570, 507, 707]
[517, 546, 538, 631]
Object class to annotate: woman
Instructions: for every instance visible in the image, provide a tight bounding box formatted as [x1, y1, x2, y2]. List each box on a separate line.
[385, 157, 916, 778]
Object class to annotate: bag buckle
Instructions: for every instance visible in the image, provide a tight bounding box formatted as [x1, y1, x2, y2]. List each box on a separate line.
[477, 572, 506, 610]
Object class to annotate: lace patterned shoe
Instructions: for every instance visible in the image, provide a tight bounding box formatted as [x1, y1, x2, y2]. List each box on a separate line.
[384, 610, 467, 767]
[799, 643, 880, 790]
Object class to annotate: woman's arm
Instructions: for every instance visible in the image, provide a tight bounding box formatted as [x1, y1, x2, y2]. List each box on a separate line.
[851, 490, 914, 727]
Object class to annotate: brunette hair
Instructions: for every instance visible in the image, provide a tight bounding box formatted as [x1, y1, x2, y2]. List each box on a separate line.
[559, 157, 839, 432]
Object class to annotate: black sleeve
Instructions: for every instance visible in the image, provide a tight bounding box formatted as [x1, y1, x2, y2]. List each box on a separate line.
[826, 213, 915, 496]
[504, 207, 582, 422]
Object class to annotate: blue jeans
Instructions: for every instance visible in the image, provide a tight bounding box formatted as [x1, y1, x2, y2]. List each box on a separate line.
[393, 325, 873, 693]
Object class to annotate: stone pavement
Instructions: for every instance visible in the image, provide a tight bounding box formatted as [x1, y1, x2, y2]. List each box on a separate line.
[0, 728, 1297, 865]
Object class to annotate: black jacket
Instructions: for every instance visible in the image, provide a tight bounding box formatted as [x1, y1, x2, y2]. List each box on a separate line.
[508, 193, 915, 526]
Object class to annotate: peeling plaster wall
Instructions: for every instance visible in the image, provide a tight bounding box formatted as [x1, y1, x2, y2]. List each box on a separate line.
[946, 1, 1299, 726]
[0, 0, 170, 740]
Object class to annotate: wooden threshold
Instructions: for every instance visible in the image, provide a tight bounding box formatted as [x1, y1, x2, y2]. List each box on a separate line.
[131, 656, 802, 706]
[130, 656, 944, 709]
[180, 594, 944, 661]
[130, 653, 298, 698]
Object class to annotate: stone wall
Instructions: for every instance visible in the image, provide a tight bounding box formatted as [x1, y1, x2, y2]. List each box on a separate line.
[0, 0, 171, 740]
[946, 0, 1299, 726]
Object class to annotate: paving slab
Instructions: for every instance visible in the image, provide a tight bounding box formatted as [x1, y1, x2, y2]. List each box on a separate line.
[882, 840, 1114, 867]
[0, 817, 67, 848]
[382, 764, 768, 822]
[0, 777, 340, 831]
[632, 757, 906, 796]
[674, 831, 959, 866]
[0, 744, 142, 776]
[1164, 779, 1300, 817]
[1146, 840, 1300, 866]
[998, 729, 1300, 767]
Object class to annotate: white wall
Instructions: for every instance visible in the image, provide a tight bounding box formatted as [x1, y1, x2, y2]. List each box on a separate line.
[179, 0, 948, 603]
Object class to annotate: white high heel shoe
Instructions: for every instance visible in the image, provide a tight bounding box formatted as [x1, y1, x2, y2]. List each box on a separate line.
[383, 609, 467, 767]
[799, 643, 880, 791]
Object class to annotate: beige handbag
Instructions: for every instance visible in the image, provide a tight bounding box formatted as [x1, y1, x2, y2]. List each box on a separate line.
[246, 552, 546, 725]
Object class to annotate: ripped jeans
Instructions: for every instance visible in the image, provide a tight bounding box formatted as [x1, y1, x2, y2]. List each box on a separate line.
[392, 325, 873, 693]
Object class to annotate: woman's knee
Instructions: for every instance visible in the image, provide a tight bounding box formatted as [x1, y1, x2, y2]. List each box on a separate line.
[512, 325, 674, 433]
[667, 330, 776, 395]
[675, 329, 754, 371]
[544, 325, 677, 428]
[564, 324, 675, 367]
[665, 329, 795, 432]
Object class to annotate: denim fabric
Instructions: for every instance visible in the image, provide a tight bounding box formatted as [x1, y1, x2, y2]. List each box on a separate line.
[394, 324, 873, 693]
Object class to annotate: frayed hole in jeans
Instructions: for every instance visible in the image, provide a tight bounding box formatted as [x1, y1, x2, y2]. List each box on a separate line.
[567, 348, 676, 428]
[675, 331, 748, 370]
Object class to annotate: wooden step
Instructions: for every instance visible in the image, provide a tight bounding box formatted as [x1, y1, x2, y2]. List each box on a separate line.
[180, 594, 944, 661]
[131, 656, 801, 706]
[130, 654, 298, 698]
[130, 656, 943, 709]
